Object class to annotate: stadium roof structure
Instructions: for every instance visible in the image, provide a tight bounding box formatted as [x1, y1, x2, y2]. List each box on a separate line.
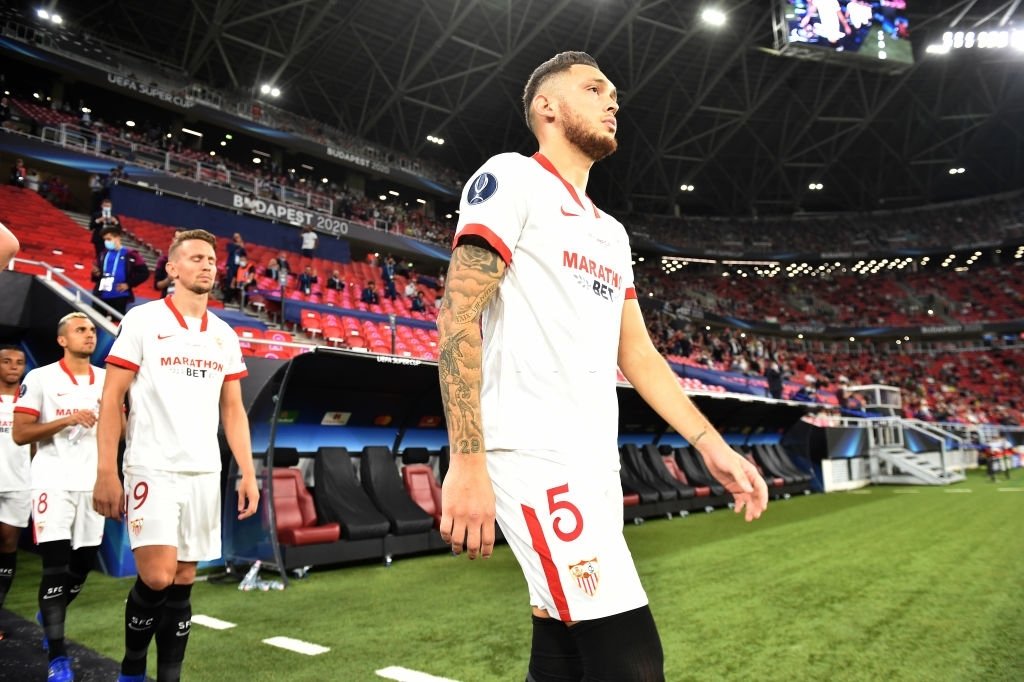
[57, 0, 1024, 216]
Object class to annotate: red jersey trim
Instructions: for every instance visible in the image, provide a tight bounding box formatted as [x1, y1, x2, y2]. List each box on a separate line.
[521, 503, 573, 621]
[454, 224, 513, 265]
[13, 406, 40, 417]
[59, 358, 95, 385]
[532, 153, 601, 219]
[164, 296, 209, 332]
[106, 355, 140, 372]
[224, 370, 249, 382]
[625, 287, 637, 300]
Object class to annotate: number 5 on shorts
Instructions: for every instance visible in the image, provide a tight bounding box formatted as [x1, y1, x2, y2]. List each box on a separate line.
[547, 484, 583, 542]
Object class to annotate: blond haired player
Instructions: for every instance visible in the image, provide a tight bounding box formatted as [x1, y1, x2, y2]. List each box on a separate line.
[93, 229, 258, 682]
[437, 52, 768, 681]
[12, 313, 107, 682]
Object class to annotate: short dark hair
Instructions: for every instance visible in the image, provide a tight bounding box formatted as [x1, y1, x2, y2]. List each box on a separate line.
[100, 225, 122, 238]
[0, 344, 24, 355]
[522, 51, 599, 131]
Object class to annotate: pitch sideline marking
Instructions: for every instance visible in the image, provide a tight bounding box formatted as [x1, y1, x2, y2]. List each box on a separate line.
[997, 488, 1024, 492]
[262, 636, 330, 656]
[376, 666, 461, 682]
[943, 489, 973, 493]
[893, 490, 920, 494]
[192, 614, 236, 630]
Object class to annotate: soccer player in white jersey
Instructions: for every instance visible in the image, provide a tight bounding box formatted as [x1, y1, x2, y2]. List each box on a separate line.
[436, 52, 769, 681]
[12, 313, 108, 682]
[93, 229, 259, 682]
[0, 345, 29, 642]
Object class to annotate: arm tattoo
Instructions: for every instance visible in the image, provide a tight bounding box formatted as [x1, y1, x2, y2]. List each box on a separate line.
[437, 244, 505, 456]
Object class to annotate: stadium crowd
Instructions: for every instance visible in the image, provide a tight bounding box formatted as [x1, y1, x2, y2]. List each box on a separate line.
[628, 192, 1024, 255]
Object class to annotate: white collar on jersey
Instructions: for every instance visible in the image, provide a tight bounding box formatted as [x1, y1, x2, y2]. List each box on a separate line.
[532, 152, 601, 219]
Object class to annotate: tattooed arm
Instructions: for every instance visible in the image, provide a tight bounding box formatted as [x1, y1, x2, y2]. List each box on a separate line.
[436, 241, 506, 559]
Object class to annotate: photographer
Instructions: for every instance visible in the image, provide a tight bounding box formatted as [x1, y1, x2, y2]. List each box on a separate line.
[90, 198, 121, 261]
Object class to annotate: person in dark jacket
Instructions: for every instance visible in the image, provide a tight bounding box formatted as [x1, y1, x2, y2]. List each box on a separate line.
[90, 227, 149, 317]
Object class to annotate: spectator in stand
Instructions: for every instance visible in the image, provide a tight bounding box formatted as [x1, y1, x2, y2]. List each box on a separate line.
[361, 280, 379, 305]
[264, 257, 285, 284]
[25, 168, 40, 193]
[298, 265, 318, 295]
[88, 173, 104, 212]
[0, 222, 19, 270]
[300, 225, 318, 260]
[411, 291, 427, 313]
[225, 255, 257, 306]
[8, 158, 25, 188]
[90, 227, 149, 317]
[381, 255, 398, 300]
[404, 278, 418, 298]
[326, 269, 345, 291]
[765, 361, 784, 400]
[90, 198, 122, 261]
[153, 230, 182, 298]
[0, 96, 9, 126]
[276, 250, 293, 275]
[224, 233, 246, 291]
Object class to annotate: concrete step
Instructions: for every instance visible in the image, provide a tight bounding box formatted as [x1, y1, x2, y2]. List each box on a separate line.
[64, 211, 160, 269]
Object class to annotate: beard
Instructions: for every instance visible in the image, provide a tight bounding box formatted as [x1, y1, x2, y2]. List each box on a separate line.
[184, 280, 213, 295]
[561, 106, 617, 162]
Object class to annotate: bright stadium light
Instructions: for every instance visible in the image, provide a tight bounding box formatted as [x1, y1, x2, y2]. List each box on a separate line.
[36, 8, 49, 20]
[322, 177, 329, 183]
[379, 195, 387, 201]
[260, 84, 270, 95]
[270, 87, 280, 97]
[125, 120, 135, 127]
[701, 8, 726, 27]
[51, 13, 62, 24]
[252, 157, 261, 164]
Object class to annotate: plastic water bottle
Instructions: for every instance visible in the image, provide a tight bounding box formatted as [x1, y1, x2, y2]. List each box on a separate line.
[238, 560, 261, 591]
[66, 423, 88, 445]
[67, 402, 99, 445]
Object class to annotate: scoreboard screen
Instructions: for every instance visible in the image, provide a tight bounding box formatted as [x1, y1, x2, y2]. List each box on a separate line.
[778, 0, 913, 68]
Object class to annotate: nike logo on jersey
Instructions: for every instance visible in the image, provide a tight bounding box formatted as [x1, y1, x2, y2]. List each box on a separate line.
[560, 206, 581, 217]
[157, 334, 175, 340]
[56, 392, 71, 397]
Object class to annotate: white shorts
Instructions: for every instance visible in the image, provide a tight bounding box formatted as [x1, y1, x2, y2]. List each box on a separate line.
[31, 490, 104, 549]
[488, 450, 648, 622]
[124, 467, 221, 562]
[0, 490, 32, 528]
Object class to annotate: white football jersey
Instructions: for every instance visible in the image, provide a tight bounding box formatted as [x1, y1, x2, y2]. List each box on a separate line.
[106, 297, 247, 473]
[15, 361, 104, 492]
[0, 392, 31, 492]
[452, 152, 636, 469]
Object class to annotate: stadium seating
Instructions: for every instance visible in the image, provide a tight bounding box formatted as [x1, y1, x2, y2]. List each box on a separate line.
[313, 447, 391, 540]
[270, 467, 341, 546]
[0, 186, 96, 288]
[359, 446, 435, 535]
[672, 447, 733, 509]
[400, 448, 442, 528]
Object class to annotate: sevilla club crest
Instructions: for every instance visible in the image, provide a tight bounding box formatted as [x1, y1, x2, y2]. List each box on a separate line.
[568, 558, 600, 597]
[130, 518, 144, 537]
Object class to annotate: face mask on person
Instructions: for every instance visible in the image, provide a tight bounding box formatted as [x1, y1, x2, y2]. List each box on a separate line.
[103, 239, 117, 250]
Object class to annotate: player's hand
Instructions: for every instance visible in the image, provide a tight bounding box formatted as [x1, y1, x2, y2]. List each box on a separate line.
[439, 460, 496, 560]
[237, 474, 259, 520]
[65, 410, 98, 429]
[700, 447, 768, 522]
[92, 471, 125, 520]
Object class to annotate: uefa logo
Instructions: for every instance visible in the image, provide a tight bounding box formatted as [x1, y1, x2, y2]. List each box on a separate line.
[467, 172, 498, 205]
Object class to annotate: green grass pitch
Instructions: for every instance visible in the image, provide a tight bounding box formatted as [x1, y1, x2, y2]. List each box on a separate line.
[5, 471, 1023, 681]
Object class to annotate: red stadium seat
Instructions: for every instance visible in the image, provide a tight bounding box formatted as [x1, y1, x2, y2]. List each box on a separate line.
[271, 468, 340, 545]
